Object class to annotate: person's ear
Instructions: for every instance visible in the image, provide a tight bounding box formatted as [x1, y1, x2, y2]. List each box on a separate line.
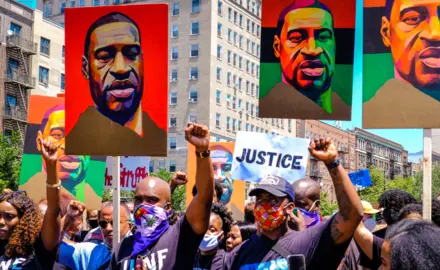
[36, 130, 42, 152]
[284, 202, 295, 215]
[82, 55, 90, 79]
[273, 35, 281, 58]
[380, 16, 391, 47]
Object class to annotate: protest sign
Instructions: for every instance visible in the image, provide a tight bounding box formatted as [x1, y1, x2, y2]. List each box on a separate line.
[232, 132, 309, 183]
[64, 4, 168, 156]
[349, 169, 372, 190]
[186, 143, 246, 221]
[259, 0, 355, 120]
[104, 156, 150, 191]
[19, 95, 106, 209]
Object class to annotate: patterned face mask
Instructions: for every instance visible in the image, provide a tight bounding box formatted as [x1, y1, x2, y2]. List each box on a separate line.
[254, 203, 287, 231]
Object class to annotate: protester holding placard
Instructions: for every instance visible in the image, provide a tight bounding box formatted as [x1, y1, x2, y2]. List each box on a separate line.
[214, 138, 363, 269]
[0, 138, 62, 269]
[111, 123, 214, 270]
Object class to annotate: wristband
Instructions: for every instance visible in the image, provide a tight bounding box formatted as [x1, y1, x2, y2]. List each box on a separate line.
[196, 150, 210, 158]
[46, 182, 62, 190]
[326, 159, 340, 169]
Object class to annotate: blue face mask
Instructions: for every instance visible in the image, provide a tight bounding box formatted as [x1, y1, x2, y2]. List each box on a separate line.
[299, 208, 321, 228]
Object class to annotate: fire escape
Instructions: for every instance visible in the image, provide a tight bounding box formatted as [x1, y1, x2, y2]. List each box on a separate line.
[309, 156, 322, 182]
[4, 33, 37, 142]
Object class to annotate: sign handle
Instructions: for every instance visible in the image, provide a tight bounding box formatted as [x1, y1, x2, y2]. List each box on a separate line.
[112, 156, 121, 247]
[423, 129, 432, 221]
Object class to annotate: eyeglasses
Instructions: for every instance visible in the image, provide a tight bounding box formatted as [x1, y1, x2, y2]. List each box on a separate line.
[99, 219, 113, 228]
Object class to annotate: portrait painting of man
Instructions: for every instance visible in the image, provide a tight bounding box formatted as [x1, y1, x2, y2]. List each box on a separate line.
[64, 4, 168, 156]
[259, 0, 355, 120]
[19, 95, 106, 210]
[211, 145, 235, 205]
[363, 0, 440, 128]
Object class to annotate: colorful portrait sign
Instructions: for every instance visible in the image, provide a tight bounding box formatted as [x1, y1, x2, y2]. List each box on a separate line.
[363, 0, 440, 128]
[19, 95, 106, 209]
[186, 143, 246, 221]
[259, 0, 355, 120]
[64, 4, 168, 156]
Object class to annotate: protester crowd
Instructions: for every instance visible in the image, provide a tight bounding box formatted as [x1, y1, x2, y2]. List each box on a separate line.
[1, 123, 440, 270]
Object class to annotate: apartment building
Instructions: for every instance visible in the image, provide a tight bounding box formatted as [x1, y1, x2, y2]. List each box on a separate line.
[32, 9, 65, 97]
[0, 0, 36, 141]
[350, 128, 409, 179]
[297, 120, 356, 202]
[38, 0, 296, 173]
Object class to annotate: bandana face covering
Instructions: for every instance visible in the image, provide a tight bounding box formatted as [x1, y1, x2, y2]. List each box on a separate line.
[299, 208, 321, 228]
[131, 204, 170, 257]
[254, 203, 286, 231]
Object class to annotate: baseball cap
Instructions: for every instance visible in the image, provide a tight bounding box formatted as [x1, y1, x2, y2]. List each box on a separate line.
[361, 200, 381, 215]
[249, 175, 295, 202]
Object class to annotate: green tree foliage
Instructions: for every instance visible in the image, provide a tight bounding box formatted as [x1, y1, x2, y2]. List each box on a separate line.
[414, 165, 440, 201]
[320, 191, 338, 217]
[0, 132, 22, 191]
[101, 169, 186, 212]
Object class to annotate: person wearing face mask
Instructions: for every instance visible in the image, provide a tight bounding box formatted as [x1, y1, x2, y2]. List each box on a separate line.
[213, 138, 363, 270]
[226, 221, 257, 252]
[111, 123, 215, 270]
[193, 203, 233, 270]
[292, 178, 322, 230]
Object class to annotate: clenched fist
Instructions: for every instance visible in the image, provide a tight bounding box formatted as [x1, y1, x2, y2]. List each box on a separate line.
[308, 138, 338, 165]
[185, 123, 210, 152]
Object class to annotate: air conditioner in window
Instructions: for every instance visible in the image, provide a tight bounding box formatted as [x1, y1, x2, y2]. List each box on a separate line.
[191, 76, 197, 80]
[171, 78, 177, 82]
[189, 98, 197, 103]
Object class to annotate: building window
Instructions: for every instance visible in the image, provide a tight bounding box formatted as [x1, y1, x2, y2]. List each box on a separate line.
[238, 120, 242, 131]
[170, 69, 178, 82]
[189, 89, 198, 103]
[216, 67, 221, 81]
[170, 92, 177, 105]
[227, 94, 231, 108]
[149, 160, 154, 173]
[10, 23, 21, 36]
[246, 101, 249, 112]
[170, 116, 177, 127]
[158, 160, 165, 169]
[227, 50, 231, 64]
[239, 14, 243, 27]
[233, 11, 238, 24]
[246, 19, 250, 32]
[191, 22, 200, 35]
[227, 72, 231, 86]
[171, 25, 179, 38]
[216, 90, 221, 104]
[70, 0, 75, 7]
[256, 85, 259, 97]
[189, 67, 198, 80]
[189, 112, 197, 123]
[190, 44, 199, 57]
[43, 2, 52, 16]
[239, 56, 243, 69]
[171, 47, 178, 60]
[247, 39, 250, 52]
[40, 37, 50, 55]
[79, 0, 84, 6]
[172, 2, 180, 16]
[246, 81, 250, 93]
[256, 65, 260, 78]
[62, 46, 65, 61]
[169, 138, 177, 149]
[216, 113, 221, 127]
[226, 117, 231, 130]
[227, 28, 232, 42]
[251, 104, 255, 116]
[228, 7, 232, 20]
[217, 45, 222, 59]
[169, 161, 176, 173]
[61, 74, 65, 90]
[233, 32, 237, 45]
[238, 99, 242, 110]
[256, 45, 260, 57]
[60, 1, 67, 13]
[232, 96, 236, 110]
[252, 22, 255, 34]
[39, 66, 49, 85]
[6, 95, 17, 107]
[217, 23, 222, 37]
[246, 123, 249, 131]
[238, 77, 242, 91]
[251, 63, 255, 75]
[7, 58, 19, 79]
[217, 0, 223, 15]
[251, 83, 254, 96]
[239, 35, 243, 48]
[233, 53, 237, 66]
[192, 0, 200, 13]
[93, 0, 99, 6]
[257, 24, 261, 37]
[251, 42, 255, 54]
[256, 106, 259, 116]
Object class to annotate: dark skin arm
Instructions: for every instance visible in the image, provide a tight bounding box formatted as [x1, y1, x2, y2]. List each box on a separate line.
[39, 138, 62, 251]
[309, 138, 363, 245]
[184, 123, 214, 235]
[60, 201, 85, 241]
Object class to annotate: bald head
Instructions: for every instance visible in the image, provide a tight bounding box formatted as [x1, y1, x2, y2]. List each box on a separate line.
[134, 177, 171, 210]
[293, 178, 321, 213]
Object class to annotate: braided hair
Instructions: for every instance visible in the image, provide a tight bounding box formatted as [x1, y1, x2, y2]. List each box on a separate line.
[0, 191, 43, 258]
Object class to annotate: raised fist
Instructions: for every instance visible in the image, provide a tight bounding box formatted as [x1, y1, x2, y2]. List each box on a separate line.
[185, 123, 210, 152]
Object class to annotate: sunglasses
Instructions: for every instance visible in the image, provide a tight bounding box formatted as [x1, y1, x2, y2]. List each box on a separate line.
[98, 219, 113, 228]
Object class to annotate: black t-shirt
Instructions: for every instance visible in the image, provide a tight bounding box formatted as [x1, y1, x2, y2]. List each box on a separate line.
[0, 235, 57, 270]
[213, 216, 350, 270]
[193, 249, 225, 270]
[358, 229, 386, 270]
[110, 216, 203, 270]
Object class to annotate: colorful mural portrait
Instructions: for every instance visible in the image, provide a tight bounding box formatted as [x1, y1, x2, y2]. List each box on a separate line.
[186, 143, 245, 220]
[363, 0, 440, 128]
[64, 4, 168, 156]
[259, 0, 355, 120]
[19, 95, 106, 209]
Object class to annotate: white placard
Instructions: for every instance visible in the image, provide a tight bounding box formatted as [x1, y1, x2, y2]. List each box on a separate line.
[104, 156, 150, 191]
[231, 132, 309, 183]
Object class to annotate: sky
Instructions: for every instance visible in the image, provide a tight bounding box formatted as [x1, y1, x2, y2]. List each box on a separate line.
[323, 0, 423, 153]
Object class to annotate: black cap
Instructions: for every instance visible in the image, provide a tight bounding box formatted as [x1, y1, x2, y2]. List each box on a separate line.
[249, 175, 295, 202]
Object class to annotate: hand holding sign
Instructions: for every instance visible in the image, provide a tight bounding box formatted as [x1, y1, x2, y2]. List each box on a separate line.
[308, 138, 338, 165]
[185, 123, 210, 152]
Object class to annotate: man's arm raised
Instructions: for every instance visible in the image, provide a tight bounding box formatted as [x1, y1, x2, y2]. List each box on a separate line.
[184, 123, 214, 235]
[309, 138, 363, 245]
